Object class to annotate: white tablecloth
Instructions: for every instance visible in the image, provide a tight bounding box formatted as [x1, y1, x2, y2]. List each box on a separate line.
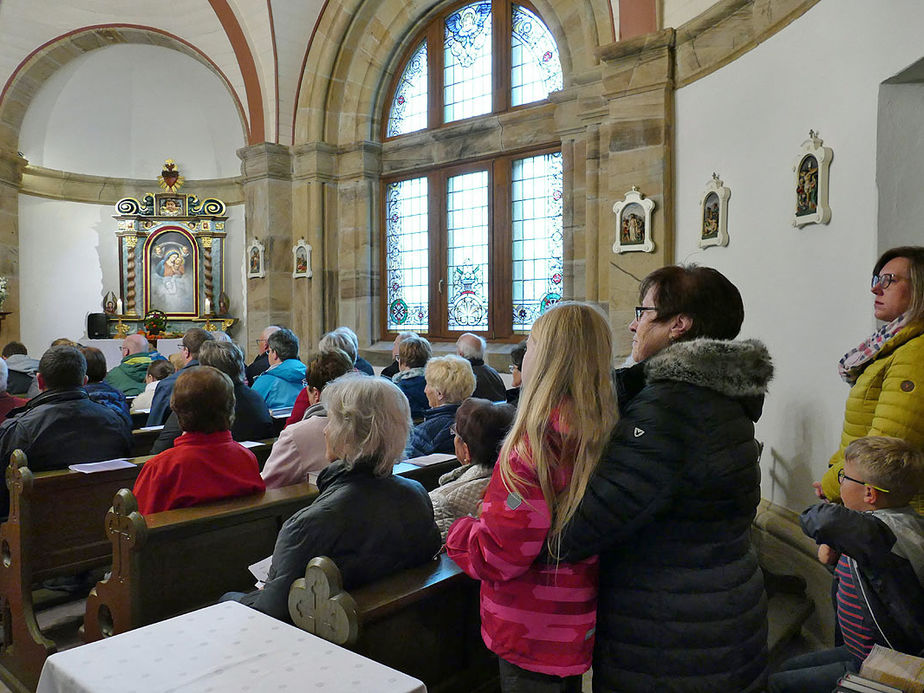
[36, 601, 426, 693]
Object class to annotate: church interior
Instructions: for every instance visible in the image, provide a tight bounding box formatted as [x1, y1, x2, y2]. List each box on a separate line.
[0, 0, 923, 690]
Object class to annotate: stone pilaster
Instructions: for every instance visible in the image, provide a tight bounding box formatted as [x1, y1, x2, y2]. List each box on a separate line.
[0, 150, 26, 343]
[238, 143, 294, 350]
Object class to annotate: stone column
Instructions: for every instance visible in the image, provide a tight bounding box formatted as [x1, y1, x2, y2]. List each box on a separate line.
[0, 151, 26, 343]
[238, 143, 294, 351]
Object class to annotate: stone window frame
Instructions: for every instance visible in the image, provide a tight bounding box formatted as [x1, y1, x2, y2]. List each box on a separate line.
[379, 0, 564, 342]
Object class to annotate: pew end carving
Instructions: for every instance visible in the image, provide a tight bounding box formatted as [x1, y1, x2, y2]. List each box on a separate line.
[288, 553, 497, 693]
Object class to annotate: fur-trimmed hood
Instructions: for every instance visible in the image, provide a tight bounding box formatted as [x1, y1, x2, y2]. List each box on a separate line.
[644, 338, 773, 399]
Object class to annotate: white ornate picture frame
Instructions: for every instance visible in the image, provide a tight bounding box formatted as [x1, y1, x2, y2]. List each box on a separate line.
[792, 130, 833, 227]
[246, 239, 265, 279]
[699, 173, 730, 249]
[292, 239, 312, 278]
[612, 187, 655, 254]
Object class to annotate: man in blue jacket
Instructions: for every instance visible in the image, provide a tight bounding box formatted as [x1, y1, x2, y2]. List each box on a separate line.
[252, 328, 305, 410]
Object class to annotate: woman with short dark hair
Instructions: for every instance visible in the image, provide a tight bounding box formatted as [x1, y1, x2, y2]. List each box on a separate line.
[816, 246, 924, 512]
[80, 346, 130, 425]
[556, 264, 774, 692]
[429, 398, 515, 540]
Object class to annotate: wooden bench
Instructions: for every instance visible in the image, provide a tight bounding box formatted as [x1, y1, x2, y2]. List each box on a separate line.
[84, 483, 318, 643]
[0, 450, 147, 692]
[288, 554, 497, 693]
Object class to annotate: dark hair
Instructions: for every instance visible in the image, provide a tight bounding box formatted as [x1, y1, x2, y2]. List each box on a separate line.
[146, 359, 175, 381]
[268, 328, 300, 361]
[398, 335, 432, 369]
[873, 246, 924, 323]
[79, 346, 108, 383]
[2, 341, 27, 358]
[510, 340, 527, 370]
[38, 345, 87, 388]
[198, 341, 246, 385]
[171, 367, 235, 433]
[454, 398, 516, 468]
[306, 349, 354, 392]
[181, 327, 214, 358]
[640, 265, 744, 341]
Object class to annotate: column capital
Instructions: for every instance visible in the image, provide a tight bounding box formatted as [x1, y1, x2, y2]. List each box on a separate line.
[0, 150, 27, 188]
[237, 143, 293, 182]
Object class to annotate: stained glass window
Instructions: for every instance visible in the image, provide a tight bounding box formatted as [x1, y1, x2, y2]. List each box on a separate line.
[444, 2, 493, 123]
[512, 152, 562, 330]
[387, 42, 428, 137]
[447, 171, 489, 331]
[511, 5, 562, 107]
[385, 177, 429, 331]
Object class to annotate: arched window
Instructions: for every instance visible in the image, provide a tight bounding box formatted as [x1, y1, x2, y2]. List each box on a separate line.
[382, 0, 563, 339]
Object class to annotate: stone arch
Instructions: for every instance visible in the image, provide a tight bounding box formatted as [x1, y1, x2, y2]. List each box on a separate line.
[0, 24, 251, 150]
[293, 0, 612, 146]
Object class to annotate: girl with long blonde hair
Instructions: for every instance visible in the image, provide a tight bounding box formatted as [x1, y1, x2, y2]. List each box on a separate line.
[446, 302, 617, 692]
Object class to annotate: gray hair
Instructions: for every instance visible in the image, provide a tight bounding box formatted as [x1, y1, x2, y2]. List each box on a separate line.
[319, 328, 358, 364]
[0, 358, 7, 393]
[456, 332, 486, 360]
[198, 341, 246, 384]
[322, 372, 411, 476]
[268, 328, 300, 361]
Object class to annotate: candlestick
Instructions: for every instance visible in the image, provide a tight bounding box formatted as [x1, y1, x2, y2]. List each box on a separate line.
[204, 297, 212, 315]
[116, 298, 123, 314]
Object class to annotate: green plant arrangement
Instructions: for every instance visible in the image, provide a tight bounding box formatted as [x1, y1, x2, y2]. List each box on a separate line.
[143, 310, 168, 336]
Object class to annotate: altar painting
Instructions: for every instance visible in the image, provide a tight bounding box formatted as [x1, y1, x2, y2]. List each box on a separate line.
[145, 228, 198, 315]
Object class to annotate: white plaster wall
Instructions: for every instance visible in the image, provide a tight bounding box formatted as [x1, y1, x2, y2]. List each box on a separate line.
[18, 44, 244, 179]
[674, 0, 924, 512]
[662, 0, 716, 29]
[17, 198, 245, 353]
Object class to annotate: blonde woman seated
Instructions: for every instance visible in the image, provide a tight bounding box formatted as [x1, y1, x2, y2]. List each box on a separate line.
[430, 398, 515, 541]
[236, 373, 440, 622]
[404, 354, 476, 459]
[261, 349, 354, 488]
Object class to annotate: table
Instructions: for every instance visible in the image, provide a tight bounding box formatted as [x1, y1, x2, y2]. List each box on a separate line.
[36, 601, 426, 693]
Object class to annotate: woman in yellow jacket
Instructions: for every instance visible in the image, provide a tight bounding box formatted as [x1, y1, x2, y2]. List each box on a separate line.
[818, 246, 924, 512]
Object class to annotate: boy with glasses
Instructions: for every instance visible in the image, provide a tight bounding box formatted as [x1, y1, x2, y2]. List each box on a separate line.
[769, 436, 924, 692]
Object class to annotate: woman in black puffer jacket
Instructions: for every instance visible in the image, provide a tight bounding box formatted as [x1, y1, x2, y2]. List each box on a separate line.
[557, 265, 773, 692]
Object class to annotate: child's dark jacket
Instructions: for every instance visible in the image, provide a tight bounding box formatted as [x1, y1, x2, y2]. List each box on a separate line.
[801, 503, 924, 656]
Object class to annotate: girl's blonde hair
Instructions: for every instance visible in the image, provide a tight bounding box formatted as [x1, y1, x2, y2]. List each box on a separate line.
[498, 302, 617, 555]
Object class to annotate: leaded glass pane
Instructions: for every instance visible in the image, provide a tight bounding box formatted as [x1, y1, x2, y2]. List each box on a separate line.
[511, 5, 563, 107]
[512, 152, 562, 330]
[447, 170, 489, 331]
[387, 42, 428, 137]
[386, 177, 429, 332]
[444, 2, 493, 123]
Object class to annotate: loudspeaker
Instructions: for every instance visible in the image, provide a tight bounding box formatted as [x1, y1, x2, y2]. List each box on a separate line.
[87, 313, 109, 339]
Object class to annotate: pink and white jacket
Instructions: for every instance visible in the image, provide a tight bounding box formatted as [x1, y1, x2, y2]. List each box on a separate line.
[446, 419, 598, 677]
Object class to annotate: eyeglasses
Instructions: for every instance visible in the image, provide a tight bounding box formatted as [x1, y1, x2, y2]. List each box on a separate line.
[508, 364, 519, 373]
[635, 306, 658, 322]
[449, 424, 459, 438]
[871, 273, 906, 290]
[837, 468, 890, 494]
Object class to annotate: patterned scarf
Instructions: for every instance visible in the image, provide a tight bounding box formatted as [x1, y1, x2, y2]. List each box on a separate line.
[837, 313, 910, 384]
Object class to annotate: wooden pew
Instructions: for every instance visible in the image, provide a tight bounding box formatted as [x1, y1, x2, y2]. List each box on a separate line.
[84, 483, 318, 642]
[0, 451, 146, 692]
[288, 554, 498, 693]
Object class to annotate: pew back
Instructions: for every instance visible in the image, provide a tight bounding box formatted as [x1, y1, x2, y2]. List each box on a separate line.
[84, 483, 318, 641]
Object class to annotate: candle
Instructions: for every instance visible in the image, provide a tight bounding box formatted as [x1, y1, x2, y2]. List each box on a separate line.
[205, 298, 211, 315]
[116, 298, 123, 314]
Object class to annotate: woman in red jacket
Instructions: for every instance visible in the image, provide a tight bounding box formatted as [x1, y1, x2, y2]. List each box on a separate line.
[446, 302, 617, 692]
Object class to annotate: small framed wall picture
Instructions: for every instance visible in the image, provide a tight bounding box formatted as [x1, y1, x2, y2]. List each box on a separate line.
[793, 130, 833, 227]
[612, 187, 655, 254]
[699, 173, 730, 249]
[292, 239, 312, 278]
[246, 239, 265, 279]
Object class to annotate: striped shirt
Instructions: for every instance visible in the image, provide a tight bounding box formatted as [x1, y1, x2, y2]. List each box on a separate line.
[835, 554, 876, 663]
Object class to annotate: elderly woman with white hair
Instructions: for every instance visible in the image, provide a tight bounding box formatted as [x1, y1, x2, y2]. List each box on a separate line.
[0, 359, 27, 425]
[405, 354, 476, 459]
[236, 373, 440, 622]
[318, 326, 375, 375]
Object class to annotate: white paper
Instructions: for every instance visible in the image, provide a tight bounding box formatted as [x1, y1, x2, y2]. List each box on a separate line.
[68, 458, 136, 473]
[248, 555, 273, 588]
[133, 408, 151, 414]
[136, 425, 165, 432]
[238, 441, 263, 449]
[269, 407, 293, 418]
[405, 453, 456, 467]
